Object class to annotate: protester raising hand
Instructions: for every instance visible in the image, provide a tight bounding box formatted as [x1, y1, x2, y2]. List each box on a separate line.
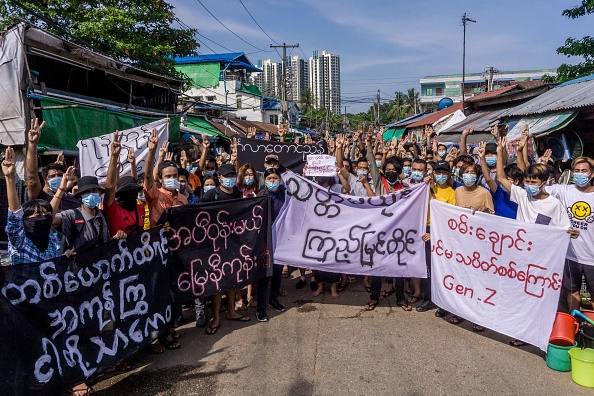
[538, 149, 552, 165]
[460, 124, 476, 156]
[247, 127, 256, 139]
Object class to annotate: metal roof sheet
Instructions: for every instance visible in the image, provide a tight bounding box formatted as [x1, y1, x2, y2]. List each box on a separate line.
[407, 103, 463, 128]
[504, 74, 594, 116]
[174, 53, 262, 72]
[439, 109, 509, 134]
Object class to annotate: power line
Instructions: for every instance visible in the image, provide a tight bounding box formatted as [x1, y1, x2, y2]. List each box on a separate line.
[238, 0, 279, 45]
[195, 0, 267, 52]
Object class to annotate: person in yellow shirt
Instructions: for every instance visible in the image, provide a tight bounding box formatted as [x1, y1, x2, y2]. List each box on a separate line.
[417, 160, 456, 313]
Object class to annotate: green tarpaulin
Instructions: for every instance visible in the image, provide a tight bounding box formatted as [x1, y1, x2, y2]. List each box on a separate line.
[175, 62, 221, 88]
[383, 127, 406, 141]
[39, 97, 180, 151]
[184, 116, 228, 140]
[240, 83, 263, 97]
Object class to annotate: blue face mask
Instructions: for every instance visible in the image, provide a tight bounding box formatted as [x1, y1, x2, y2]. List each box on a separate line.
[573, 173, 591, 187]
[462, 174, 477, 186]
[221, 177, 236, 189]
[266, 181, 280, 191]
[357, 170, 368, 177]
[204, 170, 215, 177]
[243, 177, 254, 186]
[163, 178, 180, 191]
[411, 171, 424, 182]
[434, 174, 448, 185]
[403, 167, 412, 176]
[438, 150, 446, 158]
[48, 177, 62, 192]
[485, 157, 497, 167]
[137, 192, 145, 202]
[203, 185, 215, 193]
[82, 192, 101, 209]
[375, 160, 382, 168]
[187, 165, 198, 174]
[524, 184, 542, 197]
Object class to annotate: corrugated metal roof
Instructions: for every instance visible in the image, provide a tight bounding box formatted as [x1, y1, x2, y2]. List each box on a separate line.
[385, 113, 426, 127]
[466, 84, 519, 101]
[174, 53, 262, 72]
[407, 103, 463, 128]
[439, 109, 509, 134]
[504, 74, 594, 116]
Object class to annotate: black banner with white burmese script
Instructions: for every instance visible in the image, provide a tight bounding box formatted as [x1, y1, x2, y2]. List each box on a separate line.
[163, 196, 271, 301]
[274, 172, 429, 277]
[0, 227, 172, 396]
[236, 136, 327, 174]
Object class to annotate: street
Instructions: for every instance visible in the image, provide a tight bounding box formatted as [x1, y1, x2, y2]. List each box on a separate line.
[93, 276, 590, 396]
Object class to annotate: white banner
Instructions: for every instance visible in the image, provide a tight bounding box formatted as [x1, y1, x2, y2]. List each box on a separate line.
[77, 119, 168, 184]
[430, 200, 570, 351]
[274, 172, 429, 277]
[305, 154, 336, 177]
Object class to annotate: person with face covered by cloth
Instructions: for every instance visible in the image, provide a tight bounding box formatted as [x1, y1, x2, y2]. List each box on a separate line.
[102, 132, 145, 238]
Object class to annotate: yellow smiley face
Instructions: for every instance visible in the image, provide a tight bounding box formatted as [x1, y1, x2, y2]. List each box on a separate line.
[571, 201, 591, 221]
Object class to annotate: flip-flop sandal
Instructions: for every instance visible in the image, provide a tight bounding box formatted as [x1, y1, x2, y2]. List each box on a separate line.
[364, 286, 371, 293]
[510, 339, 527, 347]
[396, 301, 412, 311]
[381, 289, 395, 298]
[408, 296, 421, 304]
[450, 316, 463, 325]
[169, 329, 181, 340]
[279, 290, 288, 297]
[337, 283, 348, 292]
[145, 343, 165, 354]
[205, 324, 220, 335]
[472, 324, 485, 332]
[226, 315, 251, 322]
[160, 338, 181, 350]
[365, 300, 379, 311]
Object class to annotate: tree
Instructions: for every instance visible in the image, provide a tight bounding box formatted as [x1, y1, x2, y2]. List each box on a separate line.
[0, 0, 199, 79]
[556, 0, 594, 81]
[299, 88, 314, 113]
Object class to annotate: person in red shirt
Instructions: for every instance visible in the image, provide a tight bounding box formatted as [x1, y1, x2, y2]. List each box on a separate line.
[104, 132, 144, 237]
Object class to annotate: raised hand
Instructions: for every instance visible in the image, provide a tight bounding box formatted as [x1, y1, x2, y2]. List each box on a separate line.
[477, 141, 486, 158]
[127, 146, 136, 164]
[1, 147, 15, 178]
[158, 140, 169, 160]
[517, 132, 528, 152]
[55, 152, 66, 167]
[180, 150, 188, 168]
[202, 134, 211, 150]
[111, 131, 123, 158]
[61, 166, 75, 191]
[190, 135, 202, 149]
[148, 128, 159, 151]
[538, 149, 552, 164]
[462, 125, 476, 137]
[28, 118, 45, 144]
[445, 147, 458, 163]
[497, 137, 508, 155]
[165, 151, 174, 162]
[279, 124, 287, 141]
[247, 127, 256, 139]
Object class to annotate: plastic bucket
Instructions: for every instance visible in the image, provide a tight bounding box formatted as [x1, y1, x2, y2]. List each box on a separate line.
[580, 327, 594, 349]
[568, 348, 594, 388]
[546, 342, 578, 371]
[549, 312, 579, 346]
[582, 309, 594, 324]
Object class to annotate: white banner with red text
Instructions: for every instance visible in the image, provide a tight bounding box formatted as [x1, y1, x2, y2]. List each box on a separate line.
[273, 172, 429, 278]
[430, 200, 570, 351]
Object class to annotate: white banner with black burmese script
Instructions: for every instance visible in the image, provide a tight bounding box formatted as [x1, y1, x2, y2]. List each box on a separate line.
[77, 118, 169, 184]
[430, 200, 570, 351]
[273, 172, 429, 277]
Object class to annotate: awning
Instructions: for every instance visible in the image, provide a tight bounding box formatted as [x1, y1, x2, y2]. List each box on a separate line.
[505, 110, 578, 141]
[438, 132, 493, 144]
[183, 116, 229, 141]
[383, 127, 406, 141]
[241, 83, 263, 97]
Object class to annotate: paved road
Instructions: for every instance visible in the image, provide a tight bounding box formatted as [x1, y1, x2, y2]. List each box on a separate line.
[93, 276, 591, 396]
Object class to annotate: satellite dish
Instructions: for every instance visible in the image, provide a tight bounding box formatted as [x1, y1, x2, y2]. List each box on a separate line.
[438, 97, 454, 110]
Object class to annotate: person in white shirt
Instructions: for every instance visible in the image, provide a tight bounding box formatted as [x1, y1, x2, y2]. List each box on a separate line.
[546, 156, 594, 312]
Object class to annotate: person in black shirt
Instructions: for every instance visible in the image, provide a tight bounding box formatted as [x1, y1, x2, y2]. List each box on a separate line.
[201, 163, 250, 335]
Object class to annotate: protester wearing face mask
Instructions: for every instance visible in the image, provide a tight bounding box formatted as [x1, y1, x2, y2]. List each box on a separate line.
[374, 153, 383, 170]
[200, 176, 218, 198]
[237, 163, 259, 198]
[418, 160, 456, 313]
[256, 153, 283, 187]
[451, 155, 475, 187]
[201, 163, 249, 333]
[454, 163, 494, 215]
[437, 144, 448, 160]
[545, 157, 594, 313]
[177, 168, 200, 204]
[402, 158, 412, 179]
[404, 158, 427, 186]
[255, 168, 287, 322]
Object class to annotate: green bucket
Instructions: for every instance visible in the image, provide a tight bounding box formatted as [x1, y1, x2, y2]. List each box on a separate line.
[569, 348, 594, 388]
[546, 341, 578, 371]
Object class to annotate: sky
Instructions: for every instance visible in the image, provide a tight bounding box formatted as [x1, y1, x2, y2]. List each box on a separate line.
[169, 0, 593, 113]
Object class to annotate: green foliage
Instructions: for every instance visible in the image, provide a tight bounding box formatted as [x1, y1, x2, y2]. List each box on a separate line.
[0, 0, 199, 79]
[299, 88, 314, 114]
[556, 1, 594, 81]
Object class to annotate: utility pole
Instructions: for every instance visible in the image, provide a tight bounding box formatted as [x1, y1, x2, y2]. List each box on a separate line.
[485, 66, 499, 91]
[270, 43, 299, 127]
[395, 91, 400, 121]
[461, 13, 476, 111]
[376, 89, 381, 126]
[343, 105, 350, 132]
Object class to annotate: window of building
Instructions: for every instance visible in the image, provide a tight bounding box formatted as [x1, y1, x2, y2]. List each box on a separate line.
[426, 88, 433, 96]
[473, 87, 481, 94]
[270, 115, 279, 125]
[493, 84, 501, 89]
[435, 87, 443, 96]
[206, 96, 216, 102]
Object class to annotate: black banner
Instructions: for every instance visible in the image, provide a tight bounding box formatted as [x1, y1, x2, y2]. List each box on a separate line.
[236, 136, 327, 173]
[0, 227, 172, 396]
[163, 196, 271, 302]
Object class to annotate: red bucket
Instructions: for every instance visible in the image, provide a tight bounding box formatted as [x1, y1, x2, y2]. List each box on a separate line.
[581, 309, 594, 325]
[550, 312, 579, 347]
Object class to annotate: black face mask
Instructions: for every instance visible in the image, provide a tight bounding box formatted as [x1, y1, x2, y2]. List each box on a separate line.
[23, 214, 53, 252]
[385, 171, 399, 183]
[116, 191, 139, 211]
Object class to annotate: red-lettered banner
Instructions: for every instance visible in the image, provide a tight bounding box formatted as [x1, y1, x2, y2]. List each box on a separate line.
[430, 200, 570, 351]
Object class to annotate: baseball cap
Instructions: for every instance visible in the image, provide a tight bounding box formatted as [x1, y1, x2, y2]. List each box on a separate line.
[265, 154, 279, 162]
[434, 160, 451, 172]
[217, 163, 237, 176]
[485, 142, 497, 154]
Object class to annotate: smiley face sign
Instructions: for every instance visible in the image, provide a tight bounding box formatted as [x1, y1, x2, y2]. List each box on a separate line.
[570, 201, 592, 221]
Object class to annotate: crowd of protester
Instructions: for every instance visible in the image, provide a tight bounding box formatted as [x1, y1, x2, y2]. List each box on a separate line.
[2, 120, 593, 395]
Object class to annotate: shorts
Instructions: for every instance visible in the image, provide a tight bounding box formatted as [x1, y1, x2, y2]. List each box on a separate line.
[562, 259, 594, 293]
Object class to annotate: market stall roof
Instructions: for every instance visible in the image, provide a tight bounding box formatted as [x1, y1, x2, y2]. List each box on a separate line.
[505, 110, 578, 141]
[407, 103, 463, 128]
[382, 127, 406, 141]
[183, 115, 229, 140]
[503, 74, 594, 116]
[385, 113, 426, 128]
[440, 109, 509, 134]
